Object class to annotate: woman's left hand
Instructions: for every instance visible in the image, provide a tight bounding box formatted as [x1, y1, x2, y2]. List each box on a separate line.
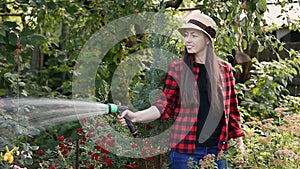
[236, 137, 246, 155]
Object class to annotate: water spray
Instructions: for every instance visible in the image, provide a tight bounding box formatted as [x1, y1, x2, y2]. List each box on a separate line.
[0, 98, 138, 139]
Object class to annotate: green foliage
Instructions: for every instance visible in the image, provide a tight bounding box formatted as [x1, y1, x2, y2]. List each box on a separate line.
[236, 53, 300, 121]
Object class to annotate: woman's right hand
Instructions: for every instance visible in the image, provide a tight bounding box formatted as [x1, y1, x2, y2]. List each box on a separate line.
[117, 110, 136, 126]
[117, 106, 161, 125]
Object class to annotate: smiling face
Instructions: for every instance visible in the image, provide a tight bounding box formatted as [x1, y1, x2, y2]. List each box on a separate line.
[183, 28, 210, 56]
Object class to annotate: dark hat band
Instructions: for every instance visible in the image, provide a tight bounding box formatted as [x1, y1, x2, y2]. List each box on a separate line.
[188, 19, 216, 38]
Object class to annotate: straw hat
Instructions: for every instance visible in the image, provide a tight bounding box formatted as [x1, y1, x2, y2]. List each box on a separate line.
[178, 10, 217, 40]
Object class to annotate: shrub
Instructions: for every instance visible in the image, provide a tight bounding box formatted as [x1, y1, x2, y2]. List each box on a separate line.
[236, 54, 300, 121]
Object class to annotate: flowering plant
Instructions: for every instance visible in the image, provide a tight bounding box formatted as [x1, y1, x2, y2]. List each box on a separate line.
[37, 127, 139, 169]
[0, 144, 36, 169]
[0, 146, 18, 165]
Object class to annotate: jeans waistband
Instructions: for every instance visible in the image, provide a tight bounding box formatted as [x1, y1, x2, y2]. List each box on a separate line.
[195, 144, 218, 149]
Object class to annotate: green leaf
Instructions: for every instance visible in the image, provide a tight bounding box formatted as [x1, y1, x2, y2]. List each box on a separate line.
[278, 45, 284, 51]
[258, 45, 264, 52]
[8, 33, 18, 45]
[0, 89, 5, 96]
[257, 41, 264, 52]
[25, 157, 33, 165]
[20, 36, 28, 46]
[18, 82, 26, 86]
[252, 87, 260, 94]
[30, 146, 40, 151]
[20, 28, 35, 36]
[16, 0, 29, 3]
[0, 25, 7, 36]
[289, 49, 297, 56]
[4, 72, 13, 78]
[256, 0, 267, 13]
[47, 2, 56, 10]
[28, 34, 45, 45]
[3, 21, 18, 29]
[66, 5, 78, 14]
[0, 37, 6, 44]
[242, 39, 248, 50]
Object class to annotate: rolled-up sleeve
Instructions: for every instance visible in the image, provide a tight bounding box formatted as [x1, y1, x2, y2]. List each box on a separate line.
[153, 62, 180, 120]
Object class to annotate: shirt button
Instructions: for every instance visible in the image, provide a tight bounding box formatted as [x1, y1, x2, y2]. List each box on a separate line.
[225, 114, 229, 118]
[222, 141, 226, 145]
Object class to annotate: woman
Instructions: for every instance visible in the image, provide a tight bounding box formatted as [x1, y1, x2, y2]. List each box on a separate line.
[118, 10, 245, 169]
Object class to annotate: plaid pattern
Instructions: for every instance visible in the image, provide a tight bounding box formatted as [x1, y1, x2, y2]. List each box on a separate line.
[153, 59, 245, 154]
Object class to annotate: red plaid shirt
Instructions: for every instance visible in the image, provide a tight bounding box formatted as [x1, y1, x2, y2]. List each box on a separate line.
[153, 59, 245, 154]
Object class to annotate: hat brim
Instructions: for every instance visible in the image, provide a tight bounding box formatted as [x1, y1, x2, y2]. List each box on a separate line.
[178, 23, 213, 40]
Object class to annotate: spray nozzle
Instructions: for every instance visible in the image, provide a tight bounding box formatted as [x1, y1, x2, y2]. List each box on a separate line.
[105, 104, 118, 114]
[105, 104, 138, 138]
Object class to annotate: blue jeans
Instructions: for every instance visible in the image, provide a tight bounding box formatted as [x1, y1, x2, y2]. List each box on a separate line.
[169, 146, 227, 169]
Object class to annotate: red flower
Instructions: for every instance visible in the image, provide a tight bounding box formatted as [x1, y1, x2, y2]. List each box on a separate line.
[60, 143, 66, 149]
[102, 156, 112, 167]
[77, 128, 84, 133]
[101, 147, 110, 154]
[95, 140, 101, 145]
[88, 151, 93, 155]
[148, 148, 156, 154]
[61, 149, 69, 155]
[92, 153, 99, 161]
[95, 145, 101, 150]
[131, 163, 138, 168]
[131, 143, 137, 149]
[144, 139, 150, 147]
[57, 136, 64, 142]
[147, 157, 152, 161]
[95, 121, 104, 128]
[124, 163, 138, 169]
[106, 140, 115, 147]
[146, 124, 153, 130]
[101, 136, 107, 143]
[89, 164, 95, 169]
[87, 133, 94, 138]
[141, 150, 147, 156]
[49, 165, 56, 169]
[106, 134, 112, 138]
[38, 149, 44, 155]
